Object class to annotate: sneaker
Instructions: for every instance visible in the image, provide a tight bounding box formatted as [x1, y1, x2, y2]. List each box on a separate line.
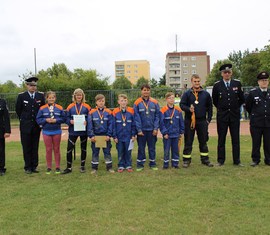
[108, 168, 115, 173]
[182, 162, 190, 168]
[234, 163, 244, 167]
[55, 168, 61, 174]
[91, 169, 97, 175]
[0, 171, 5, 176]
[46, 168, 51, 175]
[32, 168, 39, 173]
[216, 162, 224, 167]
[117, 168, 124, 173]
[150, 166, 158, 171]
[80, 166, 86, 173]
[136, 167, 144, 172]
[127, 168, 133, 173]
[62, 168, 72, 174]
[202, 161, 214, 167]
[250, 162, 259, 167]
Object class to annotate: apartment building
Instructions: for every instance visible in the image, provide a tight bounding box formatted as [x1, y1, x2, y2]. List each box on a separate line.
[115, 60, 150, 85]
[165, 51, 210, 89]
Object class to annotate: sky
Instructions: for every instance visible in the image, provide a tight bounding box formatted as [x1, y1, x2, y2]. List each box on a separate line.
[1, 0, 269, 85]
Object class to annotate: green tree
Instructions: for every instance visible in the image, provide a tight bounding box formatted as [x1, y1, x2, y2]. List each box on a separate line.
[205, 60, 241, 86]
[158, 74, 166, 86]
[112, 76, 132, 89]
[241, 53, 261, 86]
[228, 49, 250, 73]
[149, 78, 158, 88]
[259, 43, 270, 72]
[134, 76, 149, 89]
[0, 80, 21, 93]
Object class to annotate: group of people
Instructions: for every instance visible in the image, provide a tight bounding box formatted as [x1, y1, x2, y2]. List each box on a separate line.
[0, 63, 270, 176]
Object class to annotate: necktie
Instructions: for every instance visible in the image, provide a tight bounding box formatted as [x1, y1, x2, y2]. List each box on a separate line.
[31, 95, 34, 99]
[226, 82, 229, 88]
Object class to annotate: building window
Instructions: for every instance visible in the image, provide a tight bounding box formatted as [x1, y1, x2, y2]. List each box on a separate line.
[127, 70, 131, 74]
[182, 57, 187, 61]
[183, 70, 188, 74]
[134, 65, 138, 68]
[134, 70, 138, 73]
[192, 70, 196, 74]
[170, 57, 180, 61]
[127, 76, 131, 79]
[183, 64, 188, 67]
[192, 63, 196, 67]
[127, 65, 131, 68]
[191, 57, 196, 61]
[183, 78, 188, 81]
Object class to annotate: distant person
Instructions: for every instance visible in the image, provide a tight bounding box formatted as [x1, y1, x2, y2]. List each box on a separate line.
[180, 74, 213, 168]
[174, 93, 181, 106]
[243, 91, 249, 120]
[15, 77, 45, 174]
[160, 92, 184, 169]
[133, 84, 160, 171]
[112, 94, 136, 173]
[62, 89, 91, 174]
[0, 98, 11, 176]
[245, 72, 270, 166]
[212, 64, 245, 166]
[87, 94, 114, 174]
[36, 91, 66, 174]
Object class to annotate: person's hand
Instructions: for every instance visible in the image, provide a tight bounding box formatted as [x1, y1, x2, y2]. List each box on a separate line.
[138, 131, 144, 136]
[70, 120, 74, 125]
[4, 133, 10, 138]
[114, 138, 118, 143]
[164, 134, 169, 139]
[90, 137, 96, 143]
[84, 121, 87, 126]
[131, 136, 135, 142]
[152, 130, 158, 136]
[190, 104, 195, 113]
[106, 136, 110, 141]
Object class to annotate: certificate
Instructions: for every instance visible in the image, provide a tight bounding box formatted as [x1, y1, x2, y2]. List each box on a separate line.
[73, 115, 86, 131]
[95, 136, 107, 148]
[128, 139, 134, 151]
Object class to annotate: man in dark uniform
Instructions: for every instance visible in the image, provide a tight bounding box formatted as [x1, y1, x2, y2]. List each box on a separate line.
[0, 98, 11, 176]
[15, 77, 45, 174]
[245, 72, 270, 166]
[180, 74, 213, 168]
[212, 63, 245, 166]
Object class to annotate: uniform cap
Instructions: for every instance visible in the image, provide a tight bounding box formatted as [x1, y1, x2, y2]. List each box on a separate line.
[219, 63, 232, 72]
[25, 76, 38, 85]
[257, 71, 269, 80]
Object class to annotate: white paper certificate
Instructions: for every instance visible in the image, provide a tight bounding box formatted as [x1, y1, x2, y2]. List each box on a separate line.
[73, 115, 86, 131]
[128, 139, 134, 151]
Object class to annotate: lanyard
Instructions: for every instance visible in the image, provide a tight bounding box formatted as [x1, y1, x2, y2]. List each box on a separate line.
[142, 99, 149, 113]
[192, 91, 199, 104]
[121, 110, 126, 123]
[75, 103, 83, 115]
[168, 106, 175, 123]
[97, 108, 104, 121]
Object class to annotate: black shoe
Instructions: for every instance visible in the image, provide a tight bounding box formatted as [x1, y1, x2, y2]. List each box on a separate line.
[250, 162, 259, 167]
[32, 168, 39, 173]
[0, 171, 5, 176]
[163, 166, 169, 170]
[62, 168, 72, 174]
[265, 162, 270, 166]
[182, 162, 190, 168]
[202, 161, 214, 167]
[80, 166, 86, 173]
[216, 162, 224, 167]
[25, 169, 32, 174]
[172, 166, 180, 169]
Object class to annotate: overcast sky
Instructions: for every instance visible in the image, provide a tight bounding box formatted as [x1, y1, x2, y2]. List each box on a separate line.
[1, 0, 269, 85]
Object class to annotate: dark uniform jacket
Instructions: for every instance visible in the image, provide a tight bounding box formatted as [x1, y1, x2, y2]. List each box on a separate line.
[180, 87, 213, 123]
[212, 79, 245, 121]
[0, 99, 11, 138]
[15, 91, 45, 134]
[245, 88, 270, 127]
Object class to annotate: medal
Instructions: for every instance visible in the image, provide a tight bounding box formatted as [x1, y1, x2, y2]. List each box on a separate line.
[170, 120, 173, 124]
[195, 100, 199, 104]
[123, 123, 126, 126]
[100, 120, 104, 124]
[146, 111, 149, 115]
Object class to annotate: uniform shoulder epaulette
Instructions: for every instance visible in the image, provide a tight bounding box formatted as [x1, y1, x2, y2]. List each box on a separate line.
[149, 97, 158, 104]
[37, 91, 44, 94]
[234, 79, 240, 82]
[214, 80, 221, 84]
[250, 88, 256, 91]
[55, 104, 63, 110]
[134, 97, 143, 106]
[160, 106, 169, 114]
[18, 92, 24, 94]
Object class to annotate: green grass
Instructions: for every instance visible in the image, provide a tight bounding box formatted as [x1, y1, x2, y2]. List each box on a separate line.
[1, 136, 270, 235]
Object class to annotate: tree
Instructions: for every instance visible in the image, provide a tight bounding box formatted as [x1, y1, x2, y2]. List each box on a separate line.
[158, 74, 166, 86]
[228, 49, 250, 74]
[149, 78, 158, 88]
[259, 43, 270, 72]
[134, 76, 149, 89]
[241, 53, 261, 86]
[112, 76, 132, 89]
[0, 80, 21, 93]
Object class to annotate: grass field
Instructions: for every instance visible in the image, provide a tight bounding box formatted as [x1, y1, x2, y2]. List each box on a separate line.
[1, 136, 270, 235]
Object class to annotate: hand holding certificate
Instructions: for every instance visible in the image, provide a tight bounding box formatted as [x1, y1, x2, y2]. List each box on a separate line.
[73, 115, 86, 131]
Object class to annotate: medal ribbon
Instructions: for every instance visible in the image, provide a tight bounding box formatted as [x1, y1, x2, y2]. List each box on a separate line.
[142, 99, 149, 113]
[190, 89, 200, 130]
[75, 103, 83, 115]
[97, 108, 104, 122]
[169, 106, 175, 123]
[121, 109, 126, 123]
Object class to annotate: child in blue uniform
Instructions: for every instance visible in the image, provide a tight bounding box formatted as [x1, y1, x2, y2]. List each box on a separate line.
[113, 94, 136, 173]
[160, 92, 185, 169]
[87, 94, 114, 174]
[62, 88, 91, 174]
[133, 84, 160, 171]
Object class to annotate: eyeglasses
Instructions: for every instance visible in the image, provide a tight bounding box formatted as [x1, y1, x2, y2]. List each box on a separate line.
[28, 84, 37, 87]
[223, 71, 232, 74]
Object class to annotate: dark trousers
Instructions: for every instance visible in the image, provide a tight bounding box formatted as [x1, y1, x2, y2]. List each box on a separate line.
[66, 135, 87, 168]
[137, 131, 157, 168]
[250, 126, 270, 164]
[116, 141, 132, 169]
[91, 141, 112, 170]
[0, 138, 6, 171]
[217, 119, 240, 164]
[183, 119, 209, 163]
[163, 137, 179, 168]
[20, 129, 41, 171]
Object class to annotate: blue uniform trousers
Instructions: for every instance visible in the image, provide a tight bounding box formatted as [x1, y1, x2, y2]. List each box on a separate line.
[91, 140, 112, 170]
[116, 141, 132, 169]
[137, 131, 157, 168]
[163, 137, 179, 168]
